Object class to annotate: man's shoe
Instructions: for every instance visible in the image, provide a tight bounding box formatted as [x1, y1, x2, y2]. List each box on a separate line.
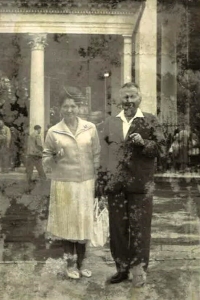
[108, 272, 129, 284]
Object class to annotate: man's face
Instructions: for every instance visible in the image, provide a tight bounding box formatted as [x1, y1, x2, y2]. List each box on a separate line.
[37, 128, 41, 134]
[120, 87, 141, 117]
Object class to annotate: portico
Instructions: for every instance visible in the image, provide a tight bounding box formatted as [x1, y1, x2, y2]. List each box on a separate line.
[0, 0, 158, 139]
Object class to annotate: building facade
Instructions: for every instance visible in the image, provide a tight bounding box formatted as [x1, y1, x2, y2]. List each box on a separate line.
[0, 0, 194, 140]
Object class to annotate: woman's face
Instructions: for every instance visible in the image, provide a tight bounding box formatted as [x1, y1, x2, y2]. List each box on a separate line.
[60, 98, 79, 121]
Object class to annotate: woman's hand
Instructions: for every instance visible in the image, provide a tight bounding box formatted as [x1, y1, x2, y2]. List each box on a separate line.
[53, 148, 64, 163]
[57, 148, 64, 157]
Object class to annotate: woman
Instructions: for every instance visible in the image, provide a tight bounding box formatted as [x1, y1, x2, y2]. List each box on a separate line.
[43, 89, 100, 279]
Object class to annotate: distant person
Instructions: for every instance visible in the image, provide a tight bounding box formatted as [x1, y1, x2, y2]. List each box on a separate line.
[26, 125, 46, 188]
[168, 129, 180, 172]
[0, 119, 11, 173]
[20, 125, 29, 167]
[188, 129, 200, 172]
[178, 129, 190, 172]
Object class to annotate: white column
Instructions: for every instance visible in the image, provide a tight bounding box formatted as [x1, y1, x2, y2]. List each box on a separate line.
[44, 76, 51, 130]
[29, 33, 47, 140]
[160, 17, 177, 128]
[135, 0, 157, 115]
[121, 35, 132, 84]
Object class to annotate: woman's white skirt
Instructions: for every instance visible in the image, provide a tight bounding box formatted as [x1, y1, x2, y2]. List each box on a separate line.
[47, 179, 95, 241]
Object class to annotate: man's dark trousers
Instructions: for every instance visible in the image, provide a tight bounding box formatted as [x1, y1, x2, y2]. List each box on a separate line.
[108, 191, 153, 273]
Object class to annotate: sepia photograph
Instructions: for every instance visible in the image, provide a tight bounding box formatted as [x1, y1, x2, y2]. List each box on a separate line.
[0, 0, 199, 299]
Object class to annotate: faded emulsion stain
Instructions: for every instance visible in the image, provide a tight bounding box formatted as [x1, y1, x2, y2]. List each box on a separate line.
[0, 0, 199, 299]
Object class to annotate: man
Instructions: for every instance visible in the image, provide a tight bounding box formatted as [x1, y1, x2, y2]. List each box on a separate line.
[0, 119, 11, 173]
[99, 82, 165, 286]
[26, 125, 46, 187]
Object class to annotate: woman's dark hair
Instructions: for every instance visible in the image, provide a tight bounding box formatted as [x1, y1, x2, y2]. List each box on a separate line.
[58, 92, 78, 107]
[58, 86, 84, 107]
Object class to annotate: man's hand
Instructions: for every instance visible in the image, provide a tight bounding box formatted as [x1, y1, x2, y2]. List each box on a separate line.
[130, 133, 145, 146]
[95, 171, 108, 198]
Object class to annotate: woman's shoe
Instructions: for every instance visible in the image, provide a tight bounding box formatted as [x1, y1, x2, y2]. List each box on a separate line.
[66, 267, 80, 279]
[80, 269, 92, 278]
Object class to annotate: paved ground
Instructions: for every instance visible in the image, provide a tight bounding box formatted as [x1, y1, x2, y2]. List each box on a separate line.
[0, 174, 200, 299]
[0, 254, 200, 300]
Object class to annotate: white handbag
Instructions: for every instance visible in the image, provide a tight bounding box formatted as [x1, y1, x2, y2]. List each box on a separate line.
[90, 198, 109, 247]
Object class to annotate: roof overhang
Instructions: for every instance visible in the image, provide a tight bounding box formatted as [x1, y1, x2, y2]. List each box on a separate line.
[0, 1, 145, 35]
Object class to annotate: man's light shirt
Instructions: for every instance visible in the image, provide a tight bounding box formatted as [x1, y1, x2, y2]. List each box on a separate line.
[116, 108, 144, 139]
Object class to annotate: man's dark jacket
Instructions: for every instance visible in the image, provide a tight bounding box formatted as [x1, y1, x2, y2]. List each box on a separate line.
[100, 112, 165, 194]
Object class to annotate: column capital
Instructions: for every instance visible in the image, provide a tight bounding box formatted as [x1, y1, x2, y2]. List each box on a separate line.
[122, 35, 132, 43]
[28, 33, 47, 50]
[122, 35, 132, 56]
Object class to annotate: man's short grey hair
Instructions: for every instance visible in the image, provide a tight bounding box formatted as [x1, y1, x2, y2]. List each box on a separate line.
[120, 82, 142, 99]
